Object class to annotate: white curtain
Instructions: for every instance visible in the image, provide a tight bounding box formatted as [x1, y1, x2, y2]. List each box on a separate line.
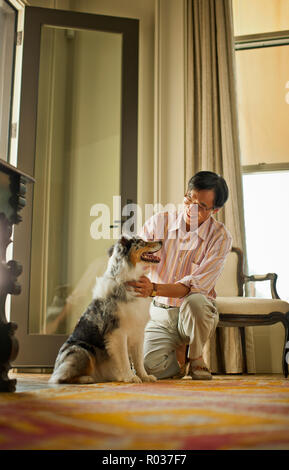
[186, 0, 256, 373]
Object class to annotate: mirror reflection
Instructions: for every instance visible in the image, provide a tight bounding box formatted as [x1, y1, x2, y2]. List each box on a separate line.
[29, 25, 122, 335]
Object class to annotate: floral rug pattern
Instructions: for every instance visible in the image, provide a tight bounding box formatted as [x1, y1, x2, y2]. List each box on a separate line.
[0, 374, 289, 450]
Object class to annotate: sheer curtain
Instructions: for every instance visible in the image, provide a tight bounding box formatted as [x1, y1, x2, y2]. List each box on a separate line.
[185, 0, 255, 373]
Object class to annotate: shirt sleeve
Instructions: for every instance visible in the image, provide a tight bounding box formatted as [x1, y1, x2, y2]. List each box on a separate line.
[177, 229, 233, 297]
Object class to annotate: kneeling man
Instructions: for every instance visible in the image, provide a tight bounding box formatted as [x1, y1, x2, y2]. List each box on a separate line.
[127, 171, 232, 380]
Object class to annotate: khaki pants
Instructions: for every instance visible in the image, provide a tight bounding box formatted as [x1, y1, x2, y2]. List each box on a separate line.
[143, 293, 218, 379]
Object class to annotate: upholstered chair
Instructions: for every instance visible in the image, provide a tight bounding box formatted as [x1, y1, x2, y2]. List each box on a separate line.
[215, 247, 289, 378]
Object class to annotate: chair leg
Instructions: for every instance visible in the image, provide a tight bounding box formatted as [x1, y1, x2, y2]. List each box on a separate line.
[282, 312, 289, 379]
[216, 327, 226, 374]
[239, 327, 248, 374]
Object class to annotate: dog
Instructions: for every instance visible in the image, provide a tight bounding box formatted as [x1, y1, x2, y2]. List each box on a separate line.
[49, 235, 162, 384]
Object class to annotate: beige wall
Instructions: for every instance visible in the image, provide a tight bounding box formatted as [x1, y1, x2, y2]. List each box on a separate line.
[154, 0, 186, 207]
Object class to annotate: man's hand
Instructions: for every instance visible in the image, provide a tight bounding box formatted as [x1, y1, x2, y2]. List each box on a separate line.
[126, 278, 190, 299]
[126, 275, 153, 297]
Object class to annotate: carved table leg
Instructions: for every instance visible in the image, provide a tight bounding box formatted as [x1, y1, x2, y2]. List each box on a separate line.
[0, 322, 19, 392]
[0, 214, 21, 392]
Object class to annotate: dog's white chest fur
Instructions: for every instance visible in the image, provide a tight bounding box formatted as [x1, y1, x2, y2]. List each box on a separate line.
[117, 297, 151, 331]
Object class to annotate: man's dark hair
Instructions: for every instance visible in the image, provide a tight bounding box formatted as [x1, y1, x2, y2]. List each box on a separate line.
[187, 171, 229, 209]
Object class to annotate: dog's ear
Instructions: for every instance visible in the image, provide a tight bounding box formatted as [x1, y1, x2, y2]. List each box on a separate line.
[107, 244, 115, 257]
[120, 235, 130, 247]
[119, 235, 133, 254]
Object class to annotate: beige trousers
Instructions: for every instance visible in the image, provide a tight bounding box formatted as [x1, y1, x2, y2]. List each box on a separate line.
[143, 293, 218, 379]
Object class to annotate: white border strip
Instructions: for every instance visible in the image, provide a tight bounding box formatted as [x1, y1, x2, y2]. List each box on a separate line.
[8, 0, 25, 167]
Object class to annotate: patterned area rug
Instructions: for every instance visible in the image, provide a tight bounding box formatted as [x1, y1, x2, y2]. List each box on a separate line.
[0, 374, 289, 450]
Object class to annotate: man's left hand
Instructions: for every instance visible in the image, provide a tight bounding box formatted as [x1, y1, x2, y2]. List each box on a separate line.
[126, 275, 153, 297]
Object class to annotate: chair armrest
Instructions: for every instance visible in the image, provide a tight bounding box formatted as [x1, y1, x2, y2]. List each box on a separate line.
[244, 272, 280, 299]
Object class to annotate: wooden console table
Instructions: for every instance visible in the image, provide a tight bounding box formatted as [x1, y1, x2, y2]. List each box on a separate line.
[0, 160, 34, 392]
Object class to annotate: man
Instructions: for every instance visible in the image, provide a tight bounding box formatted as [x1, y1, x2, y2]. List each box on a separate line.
[127, 171, 232, 380]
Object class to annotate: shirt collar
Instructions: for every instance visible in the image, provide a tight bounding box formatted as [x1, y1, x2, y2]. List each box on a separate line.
[197, 215, 213, 240]
[168, 210, 184, 232]
[168, 210, 213, 240]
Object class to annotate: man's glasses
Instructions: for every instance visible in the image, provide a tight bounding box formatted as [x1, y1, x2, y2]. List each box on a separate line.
[184, 192, 215, 212]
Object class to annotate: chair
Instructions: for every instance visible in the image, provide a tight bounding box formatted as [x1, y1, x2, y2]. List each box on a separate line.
[215, 247, 289, 378]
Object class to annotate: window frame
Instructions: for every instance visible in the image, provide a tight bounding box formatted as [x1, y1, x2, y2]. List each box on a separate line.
[235, 30, 289, 51]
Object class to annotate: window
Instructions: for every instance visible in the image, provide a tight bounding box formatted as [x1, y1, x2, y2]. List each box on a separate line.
[233, 0, 289, 302]
[233, 0, 289, 36]
[235, 45, 289, 167]
[0, 0, 17, 163]
[243, 171, 289, 302]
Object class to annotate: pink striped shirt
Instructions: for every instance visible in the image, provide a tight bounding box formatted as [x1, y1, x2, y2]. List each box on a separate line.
[140, 210, 232, 307]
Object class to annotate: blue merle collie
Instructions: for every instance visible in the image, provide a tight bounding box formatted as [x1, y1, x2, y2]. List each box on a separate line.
[49, 236, 162, 384]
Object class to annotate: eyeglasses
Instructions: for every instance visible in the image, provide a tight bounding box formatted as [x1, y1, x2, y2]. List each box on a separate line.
[184, 192, 215, 212]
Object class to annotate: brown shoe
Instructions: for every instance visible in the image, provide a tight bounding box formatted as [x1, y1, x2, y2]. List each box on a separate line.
[189, 365, 212, 380]
[183, 357, 212, 381]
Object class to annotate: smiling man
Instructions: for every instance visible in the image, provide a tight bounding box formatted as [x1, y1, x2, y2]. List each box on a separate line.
[127, 171, 232, 380]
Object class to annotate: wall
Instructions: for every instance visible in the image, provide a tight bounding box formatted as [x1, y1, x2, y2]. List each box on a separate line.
[154, 0, 186, 207]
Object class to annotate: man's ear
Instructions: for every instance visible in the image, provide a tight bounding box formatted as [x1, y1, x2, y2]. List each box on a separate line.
[213, 208, 219, 214]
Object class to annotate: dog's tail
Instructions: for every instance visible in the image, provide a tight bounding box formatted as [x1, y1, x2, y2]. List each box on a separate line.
[49, 345, 92, 384]
[49, 363, 73, 384]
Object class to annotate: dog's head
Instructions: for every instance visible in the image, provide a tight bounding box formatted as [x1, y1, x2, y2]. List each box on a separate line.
[108, 235, 162, 268]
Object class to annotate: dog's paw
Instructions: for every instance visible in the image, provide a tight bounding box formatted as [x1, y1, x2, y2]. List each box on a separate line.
[131, 374, 143, 384]
[76, 376, 95, 384]
[122, 374, 142, 384]
[141, 374, 157, 383]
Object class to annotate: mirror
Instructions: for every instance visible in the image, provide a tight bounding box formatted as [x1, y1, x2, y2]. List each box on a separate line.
[29, 26, 122, 335]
